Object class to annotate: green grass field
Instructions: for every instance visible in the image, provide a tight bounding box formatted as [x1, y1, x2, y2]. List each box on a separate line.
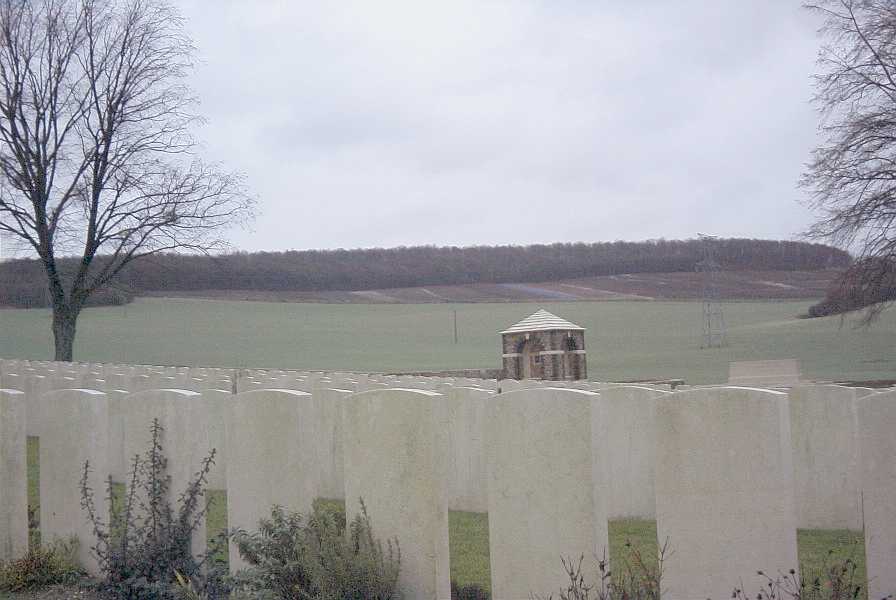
[2, 298, 895, 384]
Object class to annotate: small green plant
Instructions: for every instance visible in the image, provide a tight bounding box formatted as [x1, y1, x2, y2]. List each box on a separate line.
[0, 537, 84, 592]
[230, 498, 401, 600]
[536, 538, 667, 600]
[80, 418, 228, 599]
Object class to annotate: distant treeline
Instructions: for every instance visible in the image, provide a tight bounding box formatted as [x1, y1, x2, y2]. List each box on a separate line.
[0, 238, 851, 308]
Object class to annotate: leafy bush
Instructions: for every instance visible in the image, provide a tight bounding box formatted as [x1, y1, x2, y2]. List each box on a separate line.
[81, 418, 228, 599]
[230, 498, 400, 600]
[312, 498, 347, 531]
[0, 537, 84, 592]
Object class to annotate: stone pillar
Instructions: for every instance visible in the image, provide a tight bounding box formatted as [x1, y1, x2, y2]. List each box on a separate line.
[343, 389, 450, 600]
[487, 387, 608, 599]
[655, 387, 798, 600]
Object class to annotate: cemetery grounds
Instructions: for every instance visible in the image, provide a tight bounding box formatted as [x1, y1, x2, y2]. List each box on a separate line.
[1, 297, 891, 597]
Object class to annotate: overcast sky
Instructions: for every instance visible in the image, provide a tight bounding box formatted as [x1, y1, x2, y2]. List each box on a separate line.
[175, 0, 826, 252]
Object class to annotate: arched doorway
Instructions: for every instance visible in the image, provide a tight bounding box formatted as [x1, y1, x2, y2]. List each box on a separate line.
[517, 339, 544, 379]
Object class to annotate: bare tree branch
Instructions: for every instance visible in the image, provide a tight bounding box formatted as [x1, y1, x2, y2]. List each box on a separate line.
[803, 0, 896, 322]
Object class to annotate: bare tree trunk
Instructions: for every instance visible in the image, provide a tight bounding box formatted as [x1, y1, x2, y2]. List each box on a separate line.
[51, 304, 78, 362]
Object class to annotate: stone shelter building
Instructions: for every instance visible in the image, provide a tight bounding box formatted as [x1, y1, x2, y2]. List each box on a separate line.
[500, 309, 587, 380]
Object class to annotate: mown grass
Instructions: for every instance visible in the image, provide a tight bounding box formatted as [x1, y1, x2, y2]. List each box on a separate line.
[608, 519, 660, 574]
[206, 489, 229, 565]
[797, 528, 867, 598]
[3, 298, 896, 384]
[449, 511, 491, 593]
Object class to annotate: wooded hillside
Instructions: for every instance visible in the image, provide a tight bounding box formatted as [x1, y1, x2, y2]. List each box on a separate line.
[0, 238, 851, 308]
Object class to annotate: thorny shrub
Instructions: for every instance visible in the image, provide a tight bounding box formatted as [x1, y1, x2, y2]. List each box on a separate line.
[80, 418, 228, 599]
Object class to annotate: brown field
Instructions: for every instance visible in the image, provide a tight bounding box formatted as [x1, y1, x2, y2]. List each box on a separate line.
[142, 269, 838, 304]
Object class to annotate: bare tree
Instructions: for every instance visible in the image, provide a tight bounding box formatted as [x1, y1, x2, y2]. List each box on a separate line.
[803, 0, 896, 323]
[0, 0, 253, 360]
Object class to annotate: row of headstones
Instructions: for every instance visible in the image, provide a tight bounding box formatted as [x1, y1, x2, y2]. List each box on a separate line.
[0, 360, 499, 523]
[5, 365, 860, 534]
[0, 359, 506, 394]
[2, 358, 689, 396]
[0, 353, 668, 509]
[0, 384, 495, 559]
[354, 385, 895, 599]
[0, 358, 677, 522]
[2, 383, 895, 598]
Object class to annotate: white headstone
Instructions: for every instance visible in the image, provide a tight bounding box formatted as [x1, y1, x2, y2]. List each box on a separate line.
[343, 389, 450, 600]
[602, 385, 669, 519]
[728, 359, 802, 387]
[789, 385, 862, 530]
[487, 388, 608, 599]
[0, 390, 28, 560]
[858, 389, 896, 599]
[226, 389, 313, 571]
[122, 389, 211, 560]
[655, 387, 798, 600]
[37, 389, 110, 574]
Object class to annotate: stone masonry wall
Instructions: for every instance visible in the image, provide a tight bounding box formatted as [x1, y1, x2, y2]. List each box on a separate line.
[501, 330, 586, 381]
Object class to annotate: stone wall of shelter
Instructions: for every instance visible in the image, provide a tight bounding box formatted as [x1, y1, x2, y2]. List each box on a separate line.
[501, 330, 587, 381]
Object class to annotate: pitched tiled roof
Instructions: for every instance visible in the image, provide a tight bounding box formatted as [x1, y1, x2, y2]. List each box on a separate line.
[500, 309, 585, 334]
